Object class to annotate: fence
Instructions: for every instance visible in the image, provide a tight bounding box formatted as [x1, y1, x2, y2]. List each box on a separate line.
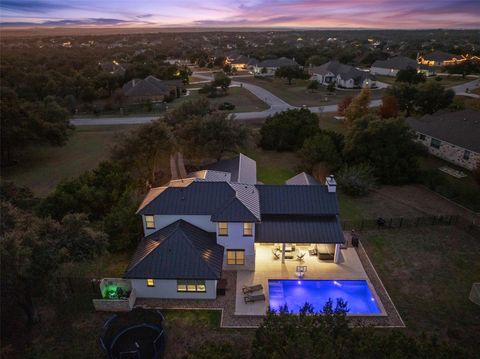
[341, 215, 460, 231]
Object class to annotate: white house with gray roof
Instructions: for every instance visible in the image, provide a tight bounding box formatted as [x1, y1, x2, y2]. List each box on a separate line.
[124, 154, 345, 300]
[407, 110, 480, 170]
[371, 56, 433, 77]
[253, 57, 299, 76]
[310, 61, 375, 89]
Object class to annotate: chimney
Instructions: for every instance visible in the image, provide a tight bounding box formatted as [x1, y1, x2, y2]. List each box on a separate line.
[326, 175, 337, 193]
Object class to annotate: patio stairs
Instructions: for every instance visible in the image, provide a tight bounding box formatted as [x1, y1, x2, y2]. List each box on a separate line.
[268, 281, 285, 300]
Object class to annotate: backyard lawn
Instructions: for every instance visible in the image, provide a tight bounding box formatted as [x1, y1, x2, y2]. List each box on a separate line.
[237, 76, 386, 107]
[242, 147, 299, 184]
[2, 125, 137, 197]
[362, 226, 480, 355]
[173, 87, 269, 113]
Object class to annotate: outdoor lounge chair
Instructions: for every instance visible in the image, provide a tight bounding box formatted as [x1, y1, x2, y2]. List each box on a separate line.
[272, 249, 280, 260]
[296, 251, 306, 261]
[318, 252, 334, 261]
[242, 284, 263, 295]
[244, 293, 266, 303]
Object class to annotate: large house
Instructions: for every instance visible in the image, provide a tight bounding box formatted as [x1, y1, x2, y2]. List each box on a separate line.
[416, 51, 476, 67]
[124, 154, 345, 300]
[407, 110, 480, 171]
[310, 61, 375, 89]
[253, 57, 299, 76]
[370, 56, 433, 77]
[122, 76, 184, 104]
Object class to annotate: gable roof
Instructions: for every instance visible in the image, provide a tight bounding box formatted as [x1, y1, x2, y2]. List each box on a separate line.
[371, 56, 418, 70]
[421, 51, 456, 62]
[406, 110, 480, 153]
[256, 185, 339, 215]
[124, 220, 224, 279]
[286, 172, 320, 186]
[204, 153, 256, 184]
[257, 57, 298, 68]
[138, 181, 261, 221]
[123, 76, 183, 97]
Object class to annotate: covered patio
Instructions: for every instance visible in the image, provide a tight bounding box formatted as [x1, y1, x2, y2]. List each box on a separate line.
[235, 243, 374, 316]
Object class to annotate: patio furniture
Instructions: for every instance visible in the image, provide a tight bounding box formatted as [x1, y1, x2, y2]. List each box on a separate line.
[285, 245, 296, 252]
[272, 249, 280, 260]
[242, 284, 263, 295]
[244, 293, 266, 303]
[296, 251, 306, 261]
[296, 266, 307, 278]
[318, 252, 334, 261]
[284, 254, 294, 260]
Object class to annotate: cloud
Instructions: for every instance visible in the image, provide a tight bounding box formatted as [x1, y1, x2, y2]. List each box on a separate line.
[0, 18, 144, 27]
[0, 0, 71, 13]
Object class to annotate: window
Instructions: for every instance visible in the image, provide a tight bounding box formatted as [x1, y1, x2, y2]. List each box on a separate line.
[145, 215, 155, 229]
[227, 250, 245, 265]
[218, 222, 228, 236]
[463, 150, 471, 160]
[243, 223, 253, 236]
[147, 278, 155, 287]
[177, 280, 206, 292]
[430, 138, 441, 149]
[419, 134, 426, 140]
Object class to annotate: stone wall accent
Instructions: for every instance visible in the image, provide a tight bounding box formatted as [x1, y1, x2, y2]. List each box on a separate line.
[414, 133, 480, 170]
[93, 289, 137, 312]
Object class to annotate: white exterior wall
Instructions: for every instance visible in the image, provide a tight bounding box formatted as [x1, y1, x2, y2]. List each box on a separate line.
[142, 215, 214, 236]
[370, 67, 398, 76]
[414, 132, 480, 171]
[253, 66, 276, 76]
[216, 222, 256, 271]
[131, 279, 217, 299]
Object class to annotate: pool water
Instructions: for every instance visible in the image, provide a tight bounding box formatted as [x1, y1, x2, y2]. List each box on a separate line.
[268, 280, 381, 315]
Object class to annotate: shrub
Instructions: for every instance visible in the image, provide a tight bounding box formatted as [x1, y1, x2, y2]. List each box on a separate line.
[218, 102, 235, 111]
[337, 164, 376, 196]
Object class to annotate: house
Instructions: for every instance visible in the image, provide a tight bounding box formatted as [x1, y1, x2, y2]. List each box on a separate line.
[310, 61, 375, 89]
[99, 60, 126, 76]
[226, 55, 252, 70]
[370, 56, 433, 77]
[417, 51, 467, 67]
[122, 76, 184, 104]
[124, 154, 345, 300]
[253, 57, 299, 76]
[407, 110, 480, 170]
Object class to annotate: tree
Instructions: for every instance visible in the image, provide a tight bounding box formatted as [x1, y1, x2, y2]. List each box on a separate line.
[327, 82, 336, 93]
[414, 81, 455, 115]
[300, 132, 343, 172]
[344, 116, 421, 184]
[388, 83, 418, 116]
[445, 61, 480, 78]
[176, 112, 250, 162]
[164, 98, 211, 128]
[260, 109, 318, 151]
[337, 96, 353, 117]
[307, 80, 320, 92]
[112, 119, 174, 186]
[344, 88, 371, 125]
[211, 72, 231, 96]
[337, 164, 376, 196]
[395, 67, 426, 84]
[377, 95, 399, 119]
[275, 66, 308, 85]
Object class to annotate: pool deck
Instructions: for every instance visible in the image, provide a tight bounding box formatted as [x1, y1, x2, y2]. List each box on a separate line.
[235, 244, 379, 316]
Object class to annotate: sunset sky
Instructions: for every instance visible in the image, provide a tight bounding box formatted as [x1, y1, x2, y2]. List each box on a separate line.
[1, 0, 479, 28]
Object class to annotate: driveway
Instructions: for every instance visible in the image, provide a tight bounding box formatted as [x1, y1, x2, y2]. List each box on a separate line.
[450, 78, 480, 98]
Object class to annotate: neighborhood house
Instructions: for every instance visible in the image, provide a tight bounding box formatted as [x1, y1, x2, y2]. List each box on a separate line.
[370, 56, 432, 77]
[253, 57, 299, 76]
[407, 109, 480, 171]
[122, 75, 184, 104]
[310, 61, 376, 89]
[416, 51, 480, 67]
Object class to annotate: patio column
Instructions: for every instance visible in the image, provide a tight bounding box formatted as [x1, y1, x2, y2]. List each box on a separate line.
[281, 243, 286, 263]
[334, 244, 341, 264]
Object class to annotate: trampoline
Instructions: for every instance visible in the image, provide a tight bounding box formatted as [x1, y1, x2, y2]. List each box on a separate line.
[100, 308, 165, 359]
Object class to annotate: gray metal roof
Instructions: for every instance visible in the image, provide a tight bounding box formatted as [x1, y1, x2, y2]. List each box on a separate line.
[255, 216, 344, 244]
[311, 61, 372, 82]
[204, 153, 256, 184]
[407, 110, 480, 153]
[286, 172, 320, 186]
[421, 51, 455, 62]
[124, 220, 224, 279]
[256, 185, 339, 215]
[139, 181, 261, 222]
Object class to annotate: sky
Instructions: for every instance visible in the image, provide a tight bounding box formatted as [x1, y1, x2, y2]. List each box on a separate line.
[1, 0, 479, 29]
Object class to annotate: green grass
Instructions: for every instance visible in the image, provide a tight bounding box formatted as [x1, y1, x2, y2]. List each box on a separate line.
[363, 227, 480, 355]
[432, 76, 472, 87]
[2, 125, 138, 197]
[337, 192, 364, 222]
[375, 75, 396, 85]
[318, 113, 348, 134]
[243, 147, 299, 184]
[237, 76, 386, 107]
[61, 251, 132, 278]
[175, 87, 269, 113]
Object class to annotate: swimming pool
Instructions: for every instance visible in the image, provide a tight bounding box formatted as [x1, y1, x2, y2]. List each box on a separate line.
[268, 279, 381, 315]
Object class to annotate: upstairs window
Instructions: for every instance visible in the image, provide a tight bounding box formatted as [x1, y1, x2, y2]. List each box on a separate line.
[430, 138, 441, 149]
[145, 215, 155, 229]
[147, 279, 155, 287]
[243, 223, 253, 236]
[218, 222, 228, 236]
[227, 250, 245, 265]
